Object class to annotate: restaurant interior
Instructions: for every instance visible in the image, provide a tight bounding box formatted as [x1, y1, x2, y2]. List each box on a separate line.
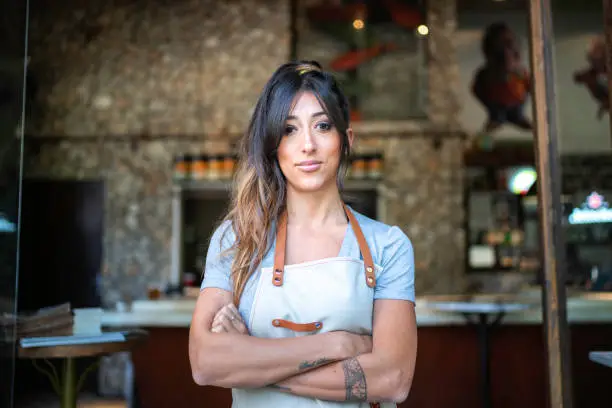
[1, 0, 612, 407]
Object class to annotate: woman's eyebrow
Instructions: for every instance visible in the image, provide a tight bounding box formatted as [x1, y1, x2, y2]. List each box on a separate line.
[286, 111, 326, 121]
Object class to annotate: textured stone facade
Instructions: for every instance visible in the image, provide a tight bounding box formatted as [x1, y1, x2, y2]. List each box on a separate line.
[25, 0, 463, 304]
[353, 134, 465, 294]
[427, 0, 461, 128]
[27, 0, 289, 137]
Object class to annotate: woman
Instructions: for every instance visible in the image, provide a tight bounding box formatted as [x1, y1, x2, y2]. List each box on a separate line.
[189, 60, 417, 407]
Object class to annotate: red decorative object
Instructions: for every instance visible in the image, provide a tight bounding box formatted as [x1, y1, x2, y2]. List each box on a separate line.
[470, 22, 532, 150]
[329, 43, 398, 72]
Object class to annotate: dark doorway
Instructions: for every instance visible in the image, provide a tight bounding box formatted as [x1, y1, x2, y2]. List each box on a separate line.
[14, 179, 105, 401]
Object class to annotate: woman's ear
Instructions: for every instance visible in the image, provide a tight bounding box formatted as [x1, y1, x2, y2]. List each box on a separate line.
[347, 128, 354, 149]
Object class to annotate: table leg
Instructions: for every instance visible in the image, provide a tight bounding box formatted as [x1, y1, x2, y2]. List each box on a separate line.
[60, 357, 77, 408]
[477, 314, 492, 408]
[31, 357, 100, 408]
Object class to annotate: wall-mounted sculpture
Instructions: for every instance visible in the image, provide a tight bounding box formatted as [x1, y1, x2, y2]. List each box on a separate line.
[573, 34, 609, 120]
[470, 22, 532, 151]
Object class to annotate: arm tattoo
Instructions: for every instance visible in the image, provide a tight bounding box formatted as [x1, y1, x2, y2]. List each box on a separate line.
[342, 358, 367, 401]
[298, 357, 332, 371]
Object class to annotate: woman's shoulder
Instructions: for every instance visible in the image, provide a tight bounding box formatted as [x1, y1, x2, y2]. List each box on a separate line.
[347, 208, 413, 264]
[209, 220, 237, 255]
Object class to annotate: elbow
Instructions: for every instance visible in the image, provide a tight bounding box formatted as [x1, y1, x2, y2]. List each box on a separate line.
[190, 353, 214, 387]
[189, 338, 220, 387]
[189, 350, 258, 389]
[382, 368, 413, 404]
[192, 370, 211, 387]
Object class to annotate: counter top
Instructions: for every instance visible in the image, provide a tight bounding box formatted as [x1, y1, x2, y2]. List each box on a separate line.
[101, 289, 612, 328]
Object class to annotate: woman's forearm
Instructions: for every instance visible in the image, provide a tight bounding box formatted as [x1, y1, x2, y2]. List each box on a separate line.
[273, 353, 412, 404]
[190, 331, 351, 389]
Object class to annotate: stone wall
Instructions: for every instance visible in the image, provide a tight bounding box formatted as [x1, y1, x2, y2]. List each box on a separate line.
[25, 0, 464, 309]
[427, 0, 461, 128]
[26, 139, 236, 307]
[27, 0, 289, 136]
[354, 133, 465, 294]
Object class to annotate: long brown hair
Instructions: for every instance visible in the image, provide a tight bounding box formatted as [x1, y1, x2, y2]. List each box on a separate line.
[222, 60, 352, 305]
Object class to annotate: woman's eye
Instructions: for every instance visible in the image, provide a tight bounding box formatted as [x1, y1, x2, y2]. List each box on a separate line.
[284, 125, 296, 135]
[316, 122, 332, 131]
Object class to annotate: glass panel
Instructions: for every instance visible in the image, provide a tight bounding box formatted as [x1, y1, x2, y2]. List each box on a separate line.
[294, 0, 428, 120]
[0, 0, 28, 406]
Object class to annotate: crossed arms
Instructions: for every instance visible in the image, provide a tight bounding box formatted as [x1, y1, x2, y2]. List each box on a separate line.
[188, 288, 417, 403]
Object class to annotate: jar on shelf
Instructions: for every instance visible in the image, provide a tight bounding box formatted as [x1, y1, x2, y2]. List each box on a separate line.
[208, 155, 222, 180]
[222, 154, 237, 179]
[173, 154, 190, 181]
[368, 153, 383, 179]
[190, 155, 208, 180]
[351, 155, 367, 179]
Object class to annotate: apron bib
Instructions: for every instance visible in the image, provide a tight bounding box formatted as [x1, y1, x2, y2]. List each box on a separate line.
[231, 204, 395, 408]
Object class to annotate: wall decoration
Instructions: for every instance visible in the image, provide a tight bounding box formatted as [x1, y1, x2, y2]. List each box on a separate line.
[573, 34, 609, 120]
[568, 192, 612, 225]
[469, 22, 532, 150]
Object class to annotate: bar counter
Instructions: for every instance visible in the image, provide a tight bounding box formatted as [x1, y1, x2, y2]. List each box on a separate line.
[103, 289, 612, 408]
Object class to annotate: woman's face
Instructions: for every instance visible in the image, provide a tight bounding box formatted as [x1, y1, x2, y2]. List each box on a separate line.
[277, 91, 352, 194]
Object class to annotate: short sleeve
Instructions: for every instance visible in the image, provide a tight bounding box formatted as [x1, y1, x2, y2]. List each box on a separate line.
[200, 220, 235, 292]
[374, 226, 415, 303]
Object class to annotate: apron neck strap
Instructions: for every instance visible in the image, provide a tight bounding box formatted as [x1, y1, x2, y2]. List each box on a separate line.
[272, 203, 376, 288]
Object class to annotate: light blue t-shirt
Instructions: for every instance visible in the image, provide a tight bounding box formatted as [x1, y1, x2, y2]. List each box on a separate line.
[200, 207, 415, 328]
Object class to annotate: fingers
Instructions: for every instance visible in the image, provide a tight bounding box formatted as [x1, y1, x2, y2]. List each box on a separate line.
[211, 303, 248, 334]
[229, 315, 249, 334]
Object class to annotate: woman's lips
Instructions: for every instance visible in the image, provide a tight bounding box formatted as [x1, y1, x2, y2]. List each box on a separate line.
[296, 160, 322, 172]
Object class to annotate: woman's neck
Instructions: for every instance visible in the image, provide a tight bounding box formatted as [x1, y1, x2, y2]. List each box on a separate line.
[285, 185, 346, 228]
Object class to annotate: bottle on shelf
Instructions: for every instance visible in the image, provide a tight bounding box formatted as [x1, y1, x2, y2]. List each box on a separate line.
[190, 155, 209, 180]
[173, 154, 191, 181]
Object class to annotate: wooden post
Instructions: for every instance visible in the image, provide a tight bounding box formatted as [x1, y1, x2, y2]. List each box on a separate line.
[603, 0, 612, 141]
[526, 1, 574, 408]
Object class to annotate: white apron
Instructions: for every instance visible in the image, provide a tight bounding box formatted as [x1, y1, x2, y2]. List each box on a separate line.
[231, 204, 395, 408]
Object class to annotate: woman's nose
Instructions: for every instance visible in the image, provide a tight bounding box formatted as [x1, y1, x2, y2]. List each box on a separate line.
[302, 129, 316, 152]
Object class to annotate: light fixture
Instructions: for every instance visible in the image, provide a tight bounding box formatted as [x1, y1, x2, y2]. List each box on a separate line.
[416, 24, 429, 36]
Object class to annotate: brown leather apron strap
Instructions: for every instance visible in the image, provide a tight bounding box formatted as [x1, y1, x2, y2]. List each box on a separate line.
[272, 319, 323, 332]
[272, 211, 287, 287]
[272, 204, 376, 288]
[342, 203, 376, 288]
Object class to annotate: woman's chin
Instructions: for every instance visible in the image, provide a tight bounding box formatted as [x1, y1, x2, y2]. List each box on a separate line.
[287, 176, 336, 194]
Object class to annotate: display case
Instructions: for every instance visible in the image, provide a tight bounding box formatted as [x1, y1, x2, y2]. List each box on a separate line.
[465, 165, 537, 273]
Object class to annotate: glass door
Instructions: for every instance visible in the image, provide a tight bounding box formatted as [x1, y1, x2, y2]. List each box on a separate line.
[0, 0, 29, 406]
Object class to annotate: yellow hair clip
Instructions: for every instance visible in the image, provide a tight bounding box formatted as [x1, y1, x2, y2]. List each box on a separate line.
[296, 65, 320, 76]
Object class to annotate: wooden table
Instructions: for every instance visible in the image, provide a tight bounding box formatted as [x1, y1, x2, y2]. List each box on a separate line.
[421, 296, 532, 408]
[18, 330, 147, 408]
[589, 351, 612, 368]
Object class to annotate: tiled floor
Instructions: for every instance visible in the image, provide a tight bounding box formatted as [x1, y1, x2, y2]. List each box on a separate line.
[15, 393, 126, 408]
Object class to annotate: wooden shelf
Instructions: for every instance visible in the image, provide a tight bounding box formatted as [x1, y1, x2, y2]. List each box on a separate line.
[173, 178, 381, 194]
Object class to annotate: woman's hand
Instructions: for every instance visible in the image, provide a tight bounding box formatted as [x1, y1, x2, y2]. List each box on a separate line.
[211, 303, 249, 335]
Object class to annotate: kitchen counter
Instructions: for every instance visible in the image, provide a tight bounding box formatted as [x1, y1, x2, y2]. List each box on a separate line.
[101, 288, 612, 328]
